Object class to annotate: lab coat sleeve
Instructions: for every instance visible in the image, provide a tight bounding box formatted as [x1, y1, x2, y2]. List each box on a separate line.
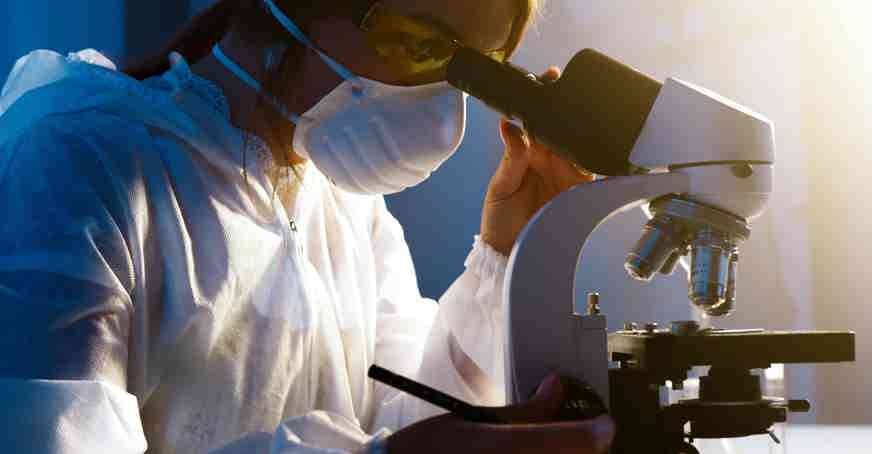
[0, 380, 147, 452]
[0, 121, 147, 452]
[368, 197, 508, 432]
[209, 412, 390, 454]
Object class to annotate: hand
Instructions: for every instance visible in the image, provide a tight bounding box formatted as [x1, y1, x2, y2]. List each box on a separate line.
[480, 67, 596, 256]
[385, 373, 615, 454]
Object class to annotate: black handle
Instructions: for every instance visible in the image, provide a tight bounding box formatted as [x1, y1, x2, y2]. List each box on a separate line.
[369, 365, 607, 424]
[368, 365, 505, 423]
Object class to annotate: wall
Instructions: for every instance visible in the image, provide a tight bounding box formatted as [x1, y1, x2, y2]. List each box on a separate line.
[803, 2, 872, 424]
[0, 0, 125, 78]
[0, 0, 191, 79]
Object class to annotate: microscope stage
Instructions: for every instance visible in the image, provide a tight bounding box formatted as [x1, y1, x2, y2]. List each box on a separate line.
[608, 329, 855, 380]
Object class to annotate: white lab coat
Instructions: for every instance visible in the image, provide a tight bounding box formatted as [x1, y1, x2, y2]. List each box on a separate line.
[0, 50, 508, 453]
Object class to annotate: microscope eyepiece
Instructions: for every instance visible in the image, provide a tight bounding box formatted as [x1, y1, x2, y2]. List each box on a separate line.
[446, 47, 662, 176]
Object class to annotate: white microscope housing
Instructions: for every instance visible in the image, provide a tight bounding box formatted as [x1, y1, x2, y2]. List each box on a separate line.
[630, 77, 774, 221]
[503, 76, 775, 405]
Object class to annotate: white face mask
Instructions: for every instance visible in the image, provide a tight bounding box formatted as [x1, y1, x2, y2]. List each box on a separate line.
[213, 0, 468, 195]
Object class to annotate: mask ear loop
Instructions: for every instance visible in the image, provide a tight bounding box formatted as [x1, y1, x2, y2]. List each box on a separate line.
[212, 44, 303, 125]
[262, 0, 362, 92]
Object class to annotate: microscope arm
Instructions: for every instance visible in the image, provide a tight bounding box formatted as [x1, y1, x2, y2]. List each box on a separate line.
[504, 171, 692, 405]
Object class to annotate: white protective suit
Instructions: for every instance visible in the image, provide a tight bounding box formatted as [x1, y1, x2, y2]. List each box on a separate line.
[0, 50, 508, 453]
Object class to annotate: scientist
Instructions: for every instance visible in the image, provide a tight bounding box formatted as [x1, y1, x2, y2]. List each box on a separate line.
[0, 0, 612, 452]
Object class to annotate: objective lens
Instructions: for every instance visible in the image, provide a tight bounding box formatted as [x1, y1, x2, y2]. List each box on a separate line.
[705, 251, 738, 316]
[625, 217, 685, 282]
[689, 230, 733, 311]
[659, 249, 684, 276]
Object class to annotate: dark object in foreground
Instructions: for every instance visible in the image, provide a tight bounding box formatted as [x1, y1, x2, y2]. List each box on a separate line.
[368, 364, 607, 424]
[447, 47, 662, 177]
[608, 328, 855, 453]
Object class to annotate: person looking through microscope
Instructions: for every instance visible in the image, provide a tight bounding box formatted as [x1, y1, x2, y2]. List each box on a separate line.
[0, 0, 612, 452]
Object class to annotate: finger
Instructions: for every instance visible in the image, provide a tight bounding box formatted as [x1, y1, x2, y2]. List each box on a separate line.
[500, 119, 530, 156]
[530, 371, 563, 402]
[540, 66, 562, 82]
[491, 372, 565, 423]
[494, 415, 617, 454]
[548, 150, 597, 188]
[519, 65, 560, 158]
[525, 142, 596, 193]
[506, 415, 614, 432]
[489, 120, 531, 197]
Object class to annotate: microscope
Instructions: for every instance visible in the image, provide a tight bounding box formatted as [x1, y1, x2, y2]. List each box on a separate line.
[447, 49, 855, 453]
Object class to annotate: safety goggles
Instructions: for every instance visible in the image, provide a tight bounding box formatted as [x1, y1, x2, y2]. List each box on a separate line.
[352, 0, 510, 82]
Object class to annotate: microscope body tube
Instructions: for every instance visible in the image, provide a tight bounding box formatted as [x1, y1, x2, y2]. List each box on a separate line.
[447, 47, 662, 177]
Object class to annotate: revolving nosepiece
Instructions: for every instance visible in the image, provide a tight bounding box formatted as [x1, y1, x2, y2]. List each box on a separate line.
[624, 196, 750, 317]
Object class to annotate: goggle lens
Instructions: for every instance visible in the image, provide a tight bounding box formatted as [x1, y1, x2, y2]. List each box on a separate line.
[360, 4, 508, 81]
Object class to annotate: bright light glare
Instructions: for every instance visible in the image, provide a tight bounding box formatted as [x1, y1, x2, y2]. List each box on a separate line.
[830, 1, 872, 74]
[765, 363, 784, 381]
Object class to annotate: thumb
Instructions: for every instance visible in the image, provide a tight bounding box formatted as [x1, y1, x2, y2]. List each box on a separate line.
[489, 119, 530, 199]
[528, 372, 565, 413]
[495, 372, 565, 423]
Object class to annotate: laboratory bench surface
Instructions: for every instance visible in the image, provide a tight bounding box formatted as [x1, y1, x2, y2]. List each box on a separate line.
[693, 425, 872, 453]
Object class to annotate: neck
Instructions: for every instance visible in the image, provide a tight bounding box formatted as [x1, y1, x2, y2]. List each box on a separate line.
[190, 34, 306, 167]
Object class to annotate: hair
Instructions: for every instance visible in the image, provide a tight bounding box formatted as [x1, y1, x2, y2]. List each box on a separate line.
[124, 0, 541, 180]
